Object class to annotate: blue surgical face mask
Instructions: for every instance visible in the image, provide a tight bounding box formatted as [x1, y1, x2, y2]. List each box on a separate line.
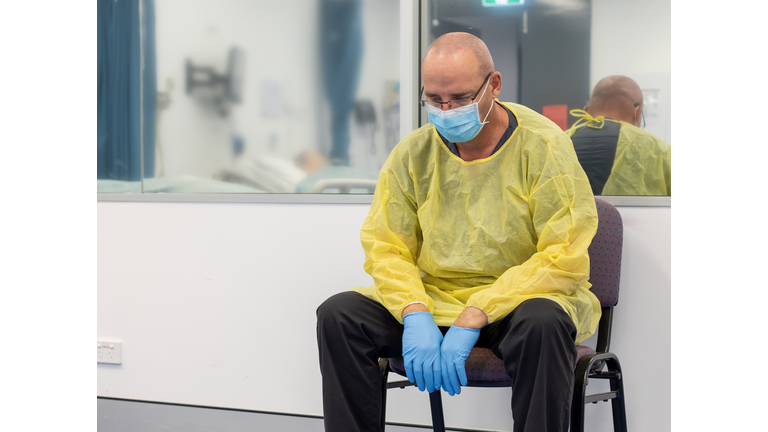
[425, 79, 493, 143]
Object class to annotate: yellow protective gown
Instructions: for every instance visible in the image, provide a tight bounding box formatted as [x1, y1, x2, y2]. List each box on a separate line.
[567, 114, 671, 196]
[353, 102, 601, 345]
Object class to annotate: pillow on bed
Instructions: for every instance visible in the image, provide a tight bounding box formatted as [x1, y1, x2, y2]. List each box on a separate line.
[234, 155, 307, 193]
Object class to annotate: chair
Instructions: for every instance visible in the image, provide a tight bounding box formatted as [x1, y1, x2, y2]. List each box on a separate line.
[378, 198, 627, 432]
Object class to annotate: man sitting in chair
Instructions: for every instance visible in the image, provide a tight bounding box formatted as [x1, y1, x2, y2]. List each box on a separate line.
[316, 32, 601, 432]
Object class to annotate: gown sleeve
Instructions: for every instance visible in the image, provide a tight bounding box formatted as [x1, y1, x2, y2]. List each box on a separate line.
[466, 133, 598, 323]
[360, 167, 433, 323]
[662, 143, 671, 195]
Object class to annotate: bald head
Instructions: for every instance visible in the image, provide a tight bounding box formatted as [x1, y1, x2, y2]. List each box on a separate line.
[586, 75, 644, 124]
[423, 32, 495, 79]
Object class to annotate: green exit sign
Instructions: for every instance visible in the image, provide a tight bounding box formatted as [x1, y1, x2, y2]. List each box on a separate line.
[482, 0, 525, 6]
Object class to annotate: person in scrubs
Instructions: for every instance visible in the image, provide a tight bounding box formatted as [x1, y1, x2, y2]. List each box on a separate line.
[568, 75, 671, 196]
[317, 32, 601, 432]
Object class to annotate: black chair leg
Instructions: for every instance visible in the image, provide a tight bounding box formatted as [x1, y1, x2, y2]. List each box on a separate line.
[571, 355, 592, 432]
[379, 359, 390, 431]
[428, 390, 446, 432]
[604, 357, 628, 432]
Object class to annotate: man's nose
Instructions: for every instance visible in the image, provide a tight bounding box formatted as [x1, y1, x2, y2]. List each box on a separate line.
[441, 103, 451, 112]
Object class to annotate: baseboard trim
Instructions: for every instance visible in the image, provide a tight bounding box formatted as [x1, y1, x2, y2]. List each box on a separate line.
[97, 396, 502, 431]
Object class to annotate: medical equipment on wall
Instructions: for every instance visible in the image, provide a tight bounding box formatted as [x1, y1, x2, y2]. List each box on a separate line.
[185, 46, 248, 163]
[185, 46, 245, 117]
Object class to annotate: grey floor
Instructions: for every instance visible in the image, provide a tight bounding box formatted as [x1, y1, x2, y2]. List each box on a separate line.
[97, 398, 496, 432]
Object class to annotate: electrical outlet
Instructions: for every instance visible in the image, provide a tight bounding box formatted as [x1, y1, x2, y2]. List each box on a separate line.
[97, 341, 122, 364]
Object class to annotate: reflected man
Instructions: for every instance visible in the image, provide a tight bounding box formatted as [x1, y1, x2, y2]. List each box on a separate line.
[317, 32, 601, 432]
[568, 75, 671, 196]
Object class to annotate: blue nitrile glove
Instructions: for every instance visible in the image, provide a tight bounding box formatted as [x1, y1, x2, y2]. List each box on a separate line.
[440, 324, 481, 396]
[402, 311, 443, 393]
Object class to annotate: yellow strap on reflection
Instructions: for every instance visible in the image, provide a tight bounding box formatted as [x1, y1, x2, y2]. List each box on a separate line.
[569, 109, 605, 130]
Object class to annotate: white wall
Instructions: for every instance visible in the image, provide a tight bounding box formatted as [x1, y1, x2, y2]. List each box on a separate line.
[591, 0, 671, 143]
[97, 202, 670, 431]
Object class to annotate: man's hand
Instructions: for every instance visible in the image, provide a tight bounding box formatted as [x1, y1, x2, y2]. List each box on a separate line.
[440, 307, 487, 396]
[440, 324, 480, 396]
[402, 312, 443, 393]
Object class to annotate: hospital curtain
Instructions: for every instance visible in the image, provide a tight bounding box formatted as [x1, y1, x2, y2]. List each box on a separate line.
[320, 0, 363, 167]
[97, 0, 156, 181]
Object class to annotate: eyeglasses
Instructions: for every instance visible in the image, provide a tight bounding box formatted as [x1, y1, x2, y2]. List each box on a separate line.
[634, 102, 646, 129]
[419, 72, 493, 109]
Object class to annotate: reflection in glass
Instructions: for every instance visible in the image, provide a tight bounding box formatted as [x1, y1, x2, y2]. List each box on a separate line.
[97, 0, 400, 194]
[424, 0, 671, 197]
[567, 76, 671, 196]
[425, 0, 592, 129]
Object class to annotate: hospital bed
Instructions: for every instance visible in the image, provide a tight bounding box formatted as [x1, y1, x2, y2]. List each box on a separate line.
[215, 155, 379, 194]
[98, 155, 379, 194]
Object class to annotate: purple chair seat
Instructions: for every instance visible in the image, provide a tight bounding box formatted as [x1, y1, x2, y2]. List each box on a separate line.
[389, 345, 596, 382]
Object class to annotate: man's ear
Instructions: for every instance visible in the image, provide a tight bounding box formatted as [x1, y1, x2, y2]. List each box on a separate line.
[583, 105, 589, 112]
[491, 72, 502, 98]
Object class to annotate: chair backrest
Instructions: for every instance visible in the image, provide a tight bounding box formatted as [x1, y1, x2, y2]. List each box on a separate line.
[588, 198, 623, 308]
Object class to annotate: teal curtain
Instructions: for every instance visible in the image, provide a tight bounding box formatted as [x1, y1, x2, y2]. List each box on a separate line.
[97, 0, 156, 181]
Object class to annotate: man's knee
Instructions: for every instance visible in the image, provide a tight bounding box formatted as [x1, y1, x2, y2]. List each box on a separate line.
[513, 298, 576, 340]
[316, 291, 359, 322]
[316, 292, 344, 318]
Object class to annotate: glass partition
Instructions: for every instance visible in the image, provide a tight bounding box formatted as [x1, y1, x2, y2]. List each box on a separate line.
[421, 0, 671, 197]
[97, 0, 670, 198]
[97, 0, 400, 194]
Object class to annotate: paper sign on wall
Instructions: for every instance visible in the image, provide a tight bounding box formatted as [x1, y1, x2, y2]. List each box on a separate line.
[641, 88, 659, 122]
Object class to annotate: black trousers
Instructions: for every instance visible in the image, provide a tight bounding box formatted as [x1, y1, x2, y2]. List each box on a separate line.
[316, 291, 577, 432]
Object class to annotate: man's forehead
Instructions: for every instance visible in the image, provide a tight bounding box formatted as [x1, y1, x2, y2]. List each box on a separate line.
[423, 48, 479, 73]
[422, 56, 484, 95]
